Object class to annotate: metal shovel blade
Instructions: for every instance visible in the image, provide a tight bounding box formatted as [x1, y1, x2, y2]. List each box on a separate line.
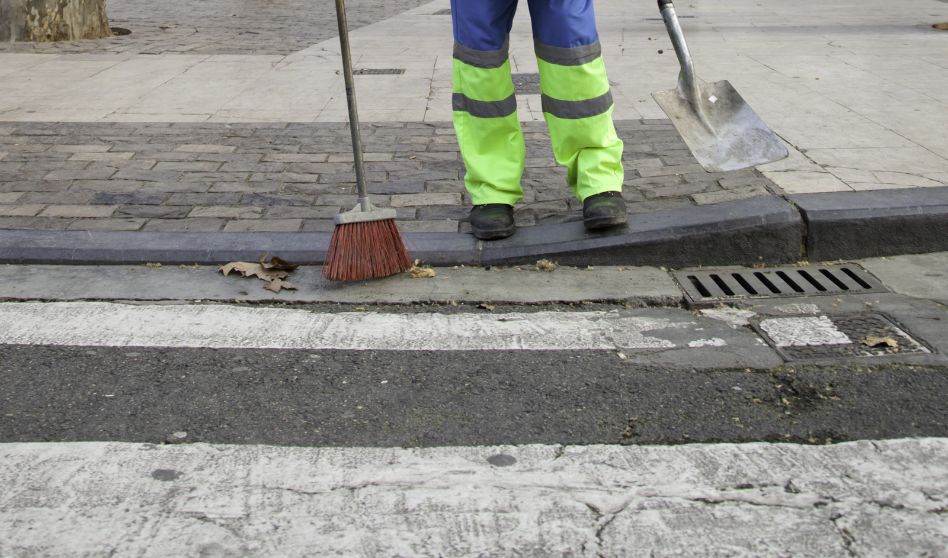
[652, 79, 788, 172]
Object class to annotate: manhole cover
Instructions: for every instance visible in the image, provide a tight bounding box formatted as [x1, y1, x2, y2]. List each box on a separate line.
[753, 313, 931, 361]
[674, 264, 886, 306]
[511, 73, 540, 95]
[353, 68, 406, 76]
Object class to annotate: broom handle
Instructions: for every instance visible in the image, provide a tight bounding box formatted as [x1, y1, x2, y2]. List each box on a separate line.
[334, 0, 370, 208]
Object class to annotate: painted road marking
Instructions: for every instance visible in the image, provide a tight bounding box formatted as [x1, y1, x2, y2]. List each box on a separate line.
[0, 302, 696, 351]
[759, 316, 852, 347]
[0, 439, 944, 556]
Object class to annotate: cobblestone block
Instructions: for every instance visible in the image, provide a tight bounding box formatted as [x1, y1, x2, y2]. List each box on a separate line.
[692, 185, 770, 205]
[0, 193, 23, 204]
[70, 180, 150, 193]
[397, 220, 459, 233]
[142, 219, 226, 232]
[49, 145, 110, 153]
[175, 145, 238, 154]
[115, 206, 190, 219]
[264, 206, 341, 219]
[327, 153, 393, 163]
[318, 172, 387, 184]
[250, 173, 320, 184]
[44, 168, 117, 181]
[719, 176, 772, 190]
[68, 152, 135, 162]
[0, 181, 66, 193]
[93, 192, 167, 205]
[0, 217, 74, 230]
[68, 218, 146, 231]
[416, 206, 471, 221]
[112, 170, 184, 182]
[641, 181, 714, 200]
[167, 193, 242, 206]
[219, 162, 284, 173]
[19, 192, 94, 204]
[210, 182, 281, 193]
[367, 180, 425, 194]
[241, 193, 313, 206]
[424, 180, 465, 193]
[154, 161, 222, 172]
[0, 204, 44, 216]
[189, 206, 264, 219]
[316, 194, 388, 207]
[301, 219, 335, 232]
[130, 182, 211, 193]
[637, 164, 706, 178]
[391, 193, 462, 207]
[223, 219, 303, 232]
[40, 205, 115, 218]
[263, 154, 330, 163]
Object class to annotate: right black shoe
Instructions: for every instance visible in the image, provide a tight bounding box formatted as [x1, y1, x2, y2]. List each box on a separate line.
[469, 204, 516, 240]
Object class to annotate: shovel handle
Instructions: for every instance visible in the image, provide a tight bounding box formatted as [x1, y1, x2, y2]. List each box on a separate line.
[657, 0, 698, 96]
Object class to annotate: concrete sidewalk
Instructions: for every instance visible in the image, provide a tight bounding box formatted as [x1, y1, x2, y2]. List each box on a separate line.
[0, 0, 946, 263]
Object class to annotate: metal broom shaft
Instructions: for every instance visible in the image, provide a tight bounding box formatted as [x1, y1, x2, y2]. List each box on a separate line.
[334, 0, 370, 211]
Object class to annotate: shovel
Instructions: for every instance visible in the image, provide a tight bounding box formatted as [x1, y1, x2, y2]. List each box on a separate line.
[651, 0, 787, 172]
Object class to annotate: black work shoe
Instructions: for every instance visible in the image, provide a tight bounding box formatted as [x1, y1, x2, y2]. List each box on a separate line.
[583, 191, 628, 231]
[469, 204, 516, 240]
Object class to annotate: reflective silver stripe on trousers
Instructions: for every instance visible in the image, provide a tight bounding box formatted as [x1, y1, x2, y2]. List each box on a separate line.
[534, 40, 602, 66]
[453, 37, 510, 69]
[541, 91, 614, 119]
[452, 93, 518, 118]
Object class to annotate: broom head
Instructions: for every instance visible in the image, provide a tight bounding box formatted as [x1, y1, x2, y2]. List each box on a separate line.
[323, 204, 412, 281]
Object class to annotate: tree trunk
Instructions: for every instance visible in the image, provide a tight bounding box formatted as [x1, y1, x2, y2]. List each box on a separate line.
[0, 0, 111, 42]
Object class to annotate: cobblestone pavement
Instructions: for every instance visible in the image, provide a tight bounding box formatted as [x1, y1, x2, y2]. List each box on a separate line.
[0, 120, 778, 234]
[0, 0, 433, 55]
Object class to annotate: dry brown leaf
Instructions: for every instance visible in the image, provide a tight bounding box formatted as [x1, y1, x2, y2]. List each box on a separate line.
[478, 303, 496, 312]
[536, 259, 558, 272]
[264, 278, 297, 293]
[145, 262, 162, 268]
[408, 259, 437, 279]
[863, 335, 898, 349]
[260, 255, 299, 271]
[220, 261, 289, 282]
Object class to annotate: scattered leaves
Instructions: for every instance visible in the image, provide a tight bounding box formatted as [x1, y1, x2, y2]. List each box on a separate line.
[145, 262, 162, 268]
[478, 303, 496, 312]
[863, 335, 898, 349]
[536, 259, 558, 272]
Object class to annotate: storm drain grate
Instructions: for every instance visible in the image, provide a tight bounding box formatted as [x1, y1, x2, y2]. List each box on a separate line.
[353, 68, 406, 76]
[674, 264, 886, 305]
[753, 313, 931, 361]
[512, 73, 541, 95]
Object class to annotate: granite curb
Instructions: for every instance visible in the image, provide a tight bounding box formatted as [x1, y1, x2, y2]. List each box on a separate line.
[0, 188, 944, 267]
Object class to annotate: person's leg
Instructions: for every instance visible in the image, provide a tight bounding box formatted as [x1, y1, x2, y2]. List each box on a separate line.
[450, 0, 525, 208]
[527, 0, 624, 204]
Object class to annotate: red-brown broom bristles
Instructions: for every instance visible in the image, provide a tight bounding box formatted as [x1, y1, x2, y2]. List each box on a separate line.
[322, 219, 412, 281]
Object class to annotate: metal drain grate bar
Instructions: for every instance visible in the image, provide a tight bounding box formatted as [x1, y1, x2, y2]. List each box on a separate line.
[675, 264, 886, 304]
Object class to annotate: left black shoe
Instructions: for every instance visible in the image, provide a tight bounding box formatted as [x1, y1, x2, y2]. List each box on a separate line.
[583, 191, 628, 231]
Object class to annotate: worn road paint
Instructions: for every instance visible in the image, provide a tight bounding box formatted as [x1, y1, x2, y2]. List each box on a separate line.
[0, 302, 695, 351]
[0, 440, 945, 556]
[759, 316, 852, 347]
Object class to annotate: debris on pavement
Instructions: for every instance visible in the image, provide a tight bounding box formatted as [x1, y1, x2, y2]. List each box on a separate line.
[144, 262, 162, 268]
[408, 260, 437, 279]
[478, 303, 496, 312]
[536, 259, 558, 272]
[219, 256, 299, 293]
[863, 335, 899, 349]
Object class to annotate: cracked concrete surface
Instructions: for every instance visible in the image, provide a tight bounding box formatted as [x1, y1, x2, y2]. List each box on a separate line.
[1, 439, 945, 556]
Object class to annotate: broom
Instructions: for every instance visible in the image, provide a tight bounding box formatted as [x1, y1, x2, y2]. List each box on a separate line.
[323, 0, 412, 281]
